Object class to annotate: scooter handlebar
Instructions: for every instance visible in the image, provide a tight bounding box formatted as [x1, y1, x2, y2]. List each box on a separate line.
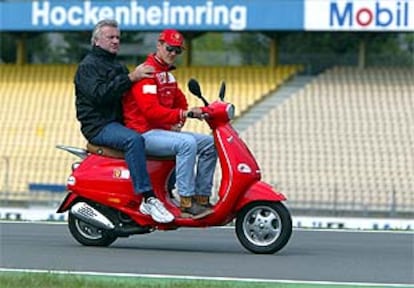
[186, 110, 209, 119]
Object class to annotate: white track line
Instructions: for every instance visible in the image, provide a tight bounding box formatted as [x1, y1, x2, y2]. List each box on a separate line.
[0, 268, 413, 287]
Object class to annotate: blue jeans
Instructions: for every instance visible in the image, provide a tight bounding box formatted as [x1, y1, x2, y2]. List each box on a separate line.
[142, 129, 217, 197]
[90, 122, 152, 194]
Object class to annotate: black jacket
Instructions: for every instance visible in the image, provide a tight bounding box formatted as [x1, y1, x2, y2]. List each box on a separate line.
[74, 46, 132, 140]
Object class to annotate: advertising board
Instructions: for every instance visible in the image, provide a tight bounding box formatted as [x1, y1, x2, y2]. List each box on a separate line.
[305, 0, 414, 31]
[0, 0, 303, 31]
[1, 1, 412, 33]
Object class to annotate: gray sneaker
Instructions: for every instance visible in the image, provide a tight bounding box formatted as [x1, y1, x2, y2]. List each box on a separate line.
[139, 197, 175, 223]
[181, 203, 213, 220]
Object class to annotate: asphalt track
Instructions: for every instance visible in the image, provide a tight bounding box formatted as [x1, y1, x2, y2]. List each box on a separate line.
[0, 222, 413, 286]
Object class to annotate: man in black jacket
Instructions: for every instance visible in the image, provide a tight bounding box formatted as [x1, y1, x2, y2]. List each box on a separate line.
[74, 19, 174, 223]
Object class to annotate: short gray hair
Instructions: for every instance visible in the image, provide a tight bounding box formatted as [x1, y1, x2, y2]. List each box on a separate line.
[91, 19, 119, 46]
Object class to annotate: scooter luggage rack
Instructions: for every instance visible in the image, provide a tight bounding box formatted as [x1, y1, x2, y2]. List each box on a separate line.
[57, 143, 175, 161]
[56, 145, 88, 159]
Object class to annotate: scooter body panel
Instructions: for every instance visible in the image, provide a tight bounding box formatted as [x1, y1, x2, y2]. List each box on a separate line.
[60, 154, 179, 226]
[69, 154, 175, 196]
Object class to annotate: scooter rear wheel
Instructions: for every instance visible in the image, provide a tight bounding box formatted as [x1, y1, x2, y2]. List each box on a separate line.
[235, 201, 292, 254]
[68, 212, 117, 247]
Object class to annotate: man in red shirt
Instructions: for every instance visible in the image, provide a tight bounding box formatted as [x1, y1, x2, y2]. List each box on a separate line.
[123, 29, 217, 219]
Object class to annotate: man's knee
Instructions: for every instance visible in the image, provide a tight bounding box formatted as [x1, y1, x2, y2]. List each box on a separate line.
[127, 132, 145, 150]
[181, 137, 197, 154]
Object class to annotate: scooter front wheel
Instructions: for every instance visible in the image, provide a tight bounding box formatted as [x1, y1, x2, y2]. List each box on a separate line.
[235, 201, 292, 254]
[68, 212, 117, 247]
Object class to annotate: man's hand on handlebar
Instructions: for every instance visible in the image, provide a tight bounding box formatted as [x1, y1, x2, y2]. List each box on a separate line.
[171, 123, 182, 131]
[185, 107, 206, 120]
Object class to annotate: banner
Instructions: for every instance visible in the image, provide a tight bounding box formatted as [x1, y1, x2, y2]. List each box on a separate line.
[305, 0, 414, 31]
[0, 0, 303, 31]
[1, 1, 412, 32]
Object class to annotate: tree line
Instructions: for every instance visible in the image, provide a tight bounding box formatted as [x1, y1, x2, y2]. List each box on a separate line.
[1, 31, 413, 70]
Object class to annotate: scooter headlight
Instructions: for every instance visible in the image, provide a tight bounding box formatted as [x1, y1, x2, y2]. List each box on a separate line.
[226, 104, 235, 120]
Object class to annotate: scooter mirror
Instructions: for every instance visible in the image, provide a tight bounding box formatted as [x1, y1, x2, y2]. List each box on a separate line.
[188, 78, 202, 97]
[188, 78, 209, 106]
[219, 81, 226, 101]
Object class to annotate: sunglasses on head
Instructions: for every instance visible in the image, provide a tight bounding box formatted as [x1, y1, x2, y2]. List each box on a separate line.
[164, 44, 183, 55]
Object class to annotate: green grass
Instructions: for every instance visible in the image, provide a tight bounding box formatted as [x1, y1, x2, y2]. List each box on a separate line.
[0, 272, 411, 288]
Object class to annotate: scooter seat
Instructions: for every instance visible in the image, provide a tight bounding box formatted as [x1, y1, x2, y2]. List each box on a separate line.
[86, 143, 175, 161]
[87, 143, 124, 159]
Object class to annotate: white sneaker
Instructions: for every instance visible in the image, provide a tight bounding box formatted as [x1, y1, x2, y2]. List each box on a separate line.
[139, 197, 175, 223]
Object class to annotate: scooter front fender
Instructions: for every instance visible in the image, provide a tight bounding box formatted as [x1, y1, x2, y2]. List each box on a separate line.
[56, 192, 79, 213]
[235, 181, 286, 212]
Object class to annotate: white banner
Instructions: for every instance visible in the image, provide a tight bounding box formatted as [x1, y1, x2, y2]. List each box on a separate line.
[305, 0, 414, 31]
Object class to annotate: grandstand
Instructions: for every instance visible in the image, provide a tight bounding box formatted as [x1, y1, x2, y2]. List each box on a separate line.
[240, 66, 414, 217]
[0, 64, 83, 204]
[1, 63, 412, 218]
[0, 64, 300, 204]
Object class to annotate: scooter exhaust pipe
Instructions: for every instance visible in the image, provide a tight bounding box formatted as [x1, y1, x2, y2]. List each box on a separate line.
[70, 202, 115, 230]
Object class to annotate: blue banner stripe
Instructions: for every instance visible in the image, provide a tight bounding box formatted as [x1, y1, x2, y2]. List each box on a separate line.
[0, 0, 304, 31]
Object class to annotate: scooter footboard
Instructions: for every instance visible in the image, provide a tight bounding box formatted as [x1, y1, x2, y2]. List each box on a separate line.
[235, 181, 286, 212]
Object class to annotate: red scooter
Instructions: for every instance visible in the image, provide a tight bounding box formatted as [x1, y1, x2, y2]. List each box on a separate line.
[56, 79, 292, 254]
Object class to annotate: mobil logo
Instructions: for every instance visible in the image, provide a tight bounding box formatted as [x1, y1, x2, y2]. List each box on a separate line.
[330, 0, 410, 29]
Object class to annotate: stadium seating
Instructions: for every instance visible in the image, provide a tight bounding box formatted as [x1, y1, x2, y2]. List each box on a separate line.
[0, 64, 84, 203]
[2, 64, 412, 215]
[0, 64, 301, 203]
[241, 66, 414, 214]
